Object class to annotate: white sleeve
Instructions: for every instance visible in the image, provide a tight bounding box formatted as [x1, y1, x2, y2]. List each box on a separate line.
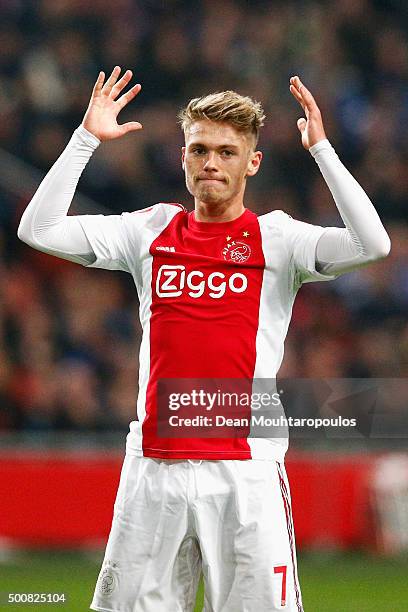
[75, 212, 138, 272]
[310, 139, 391, 276]
[16, 125, 120, 268]
[282, 214, 338, 285]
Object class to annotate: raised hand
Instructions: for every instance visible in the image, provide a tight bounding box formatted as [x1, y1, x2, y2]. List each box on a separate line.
[82, 66, 143, 141]
[289, 76, 327, 150]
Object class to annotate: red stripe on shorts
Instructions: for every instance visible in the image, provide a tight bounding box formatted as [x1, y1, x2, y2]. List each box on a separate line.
[277, 462, 303, 612]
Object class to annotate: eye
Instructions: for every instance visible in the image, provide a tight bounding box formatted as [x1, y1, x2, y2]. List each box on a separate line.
[221, 150, 234, 157]
[192, 147, 205, 155]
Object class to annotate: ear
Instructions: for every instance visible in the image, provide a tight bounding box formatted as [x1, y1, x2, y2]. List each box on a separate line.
[181, 146, 186, 170]
[246, 150, 263, 177]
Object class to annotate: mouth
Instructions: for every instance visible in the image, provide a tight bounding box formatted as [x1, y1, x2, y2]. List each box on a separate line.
[197, 178, 225, 183]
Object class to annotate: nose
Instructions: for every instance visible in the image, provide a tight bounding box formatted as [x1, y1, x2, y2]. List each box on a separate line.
[203, 151, 218, 171]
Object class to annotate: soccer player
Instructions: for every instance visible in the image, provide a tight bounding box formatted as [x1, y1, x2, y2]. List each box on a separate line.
[18, 67, 390, 611]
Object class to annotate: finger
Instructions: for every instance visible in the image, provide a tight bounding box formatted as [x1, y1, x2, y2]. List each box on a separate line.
[102, 66, 121, 96]
[116, 83, 142, 110]
[110, 69, 133, 100]
[290, 75, 300, 90]
[117, 121, 143, 136]
[92, 71, 105, 97]
[289, 84, 305, 110]
[293, 76, 318, 112]
[290, 75, 304, 93]
[290, 75, 302, 94]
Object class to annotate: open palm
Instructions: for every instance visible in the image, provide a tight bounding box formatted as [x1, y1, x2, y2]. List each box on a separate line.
[82, 66, 142, 141]
[289, 75, 327, 150]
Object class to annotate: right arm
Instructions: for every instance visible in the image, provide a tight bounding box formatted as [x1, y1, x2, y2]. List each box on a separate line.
[17, 67, 143, 265]
[17, 126, 101, 265]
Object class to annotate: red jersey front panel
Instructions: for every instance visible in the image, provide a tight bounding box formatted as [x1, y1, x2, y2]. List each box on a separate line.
[143, 208, 265, 458]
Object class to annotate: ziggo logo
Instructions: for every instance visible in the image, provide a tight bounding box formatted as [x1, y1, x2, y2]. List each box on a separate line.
[156, 265, 248, 299]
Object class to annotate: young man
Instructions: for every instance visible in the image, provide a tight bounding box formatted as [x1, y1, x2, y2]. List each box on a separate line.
[18, 67, 390, 611]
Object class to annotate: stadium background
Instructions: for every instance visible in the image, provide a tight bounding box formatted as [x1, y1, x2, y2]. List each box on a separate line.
[0, 0, 407, 610]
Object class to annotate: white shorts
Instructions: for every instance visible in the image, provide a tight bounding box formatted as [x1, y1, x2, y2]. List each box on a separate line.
[90, 457, 303, 612]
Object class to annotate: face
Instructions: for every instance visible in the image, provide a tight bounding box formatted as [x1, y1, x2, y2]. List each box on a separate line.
[182, 120, 262, 207]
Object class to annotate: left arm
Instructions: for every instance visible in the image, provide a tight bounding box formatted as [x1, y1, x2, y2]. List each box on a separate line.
[311, 139, 390, 275]
[290, 76, 390, 276]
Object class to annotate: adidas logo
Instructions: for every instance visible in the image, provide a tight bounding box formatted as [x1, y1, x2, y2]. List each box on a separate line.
[157, 246, 176, 252]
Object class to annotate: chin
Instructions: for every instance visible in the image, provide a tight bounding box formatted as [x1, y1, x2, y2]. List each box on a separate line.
[197, 186, 229, 204]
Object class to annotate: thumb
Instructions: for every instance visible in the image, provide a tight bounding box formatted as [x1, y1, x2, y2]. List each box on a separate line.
[297, 117, 307, 133]
[118, 121, 143, 136]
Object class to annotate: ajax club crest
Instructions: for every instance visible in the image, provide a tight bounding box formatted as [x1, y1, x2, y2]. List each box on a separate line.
[98, 566, 117, 596]
[222, 240, 251, 263]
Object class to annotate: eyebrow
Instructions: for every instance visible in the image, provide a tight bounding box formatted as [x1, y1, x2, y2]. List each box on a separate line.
[188, 142, 240, 150]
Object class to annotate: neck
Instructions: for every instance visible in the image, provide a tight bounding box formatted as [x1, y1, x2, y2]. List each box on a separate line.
[194, 198, 245, 223]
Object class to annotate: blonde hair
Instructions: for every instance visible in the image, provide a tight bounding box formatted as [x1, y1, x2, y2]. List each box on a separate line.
[178, 90, 265, 145]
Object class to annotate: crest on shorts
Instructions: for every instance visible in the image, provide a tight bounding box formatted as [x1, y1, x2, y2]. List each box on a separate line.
[99, 566, 117, 596]
[222, 241, 251, 263]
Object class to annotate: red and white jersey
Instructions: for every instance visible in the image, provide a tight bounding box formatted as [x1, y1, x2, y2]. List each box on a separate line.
[78, 203, 335, 461]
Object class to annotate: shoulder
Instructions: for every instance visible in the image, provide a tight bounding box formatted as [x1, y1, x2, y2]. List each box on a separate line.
[258, 209, 292, 224]
[257, 209, 320, 247]
[128, 202, 186, 217]
[124, 202, 186, 228]
[257, 209, 294, 233]
[258, 209, 317, 233]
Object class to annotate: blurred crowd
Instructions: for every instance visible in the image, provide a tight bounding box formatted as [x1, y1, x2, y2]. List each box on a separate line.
[0, 0, 407, 433]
